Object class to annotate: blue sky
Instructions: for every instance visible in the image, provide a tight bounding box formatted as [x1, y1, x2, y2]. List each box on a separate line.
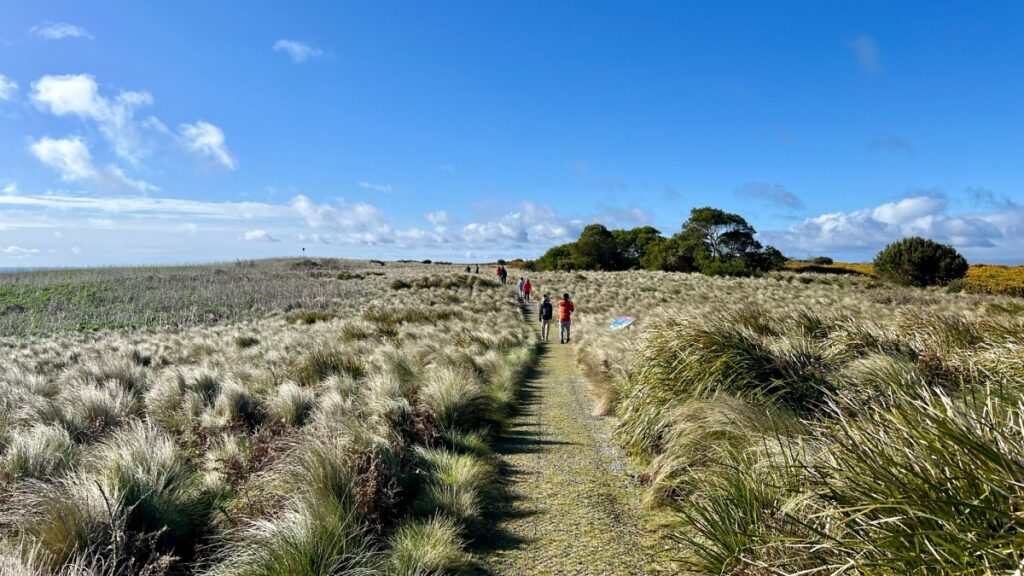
[1, 1, 1022, 265]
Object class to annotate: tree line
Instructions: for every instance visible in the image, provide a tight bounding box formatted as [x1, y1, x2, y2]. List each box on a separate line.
[528, 206, 786, 276]
[526, 205, 971, 288]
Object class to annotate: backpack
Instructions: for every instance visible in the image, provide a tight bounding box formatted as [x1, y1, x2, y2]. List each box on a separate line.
[540, 302, 553, 320]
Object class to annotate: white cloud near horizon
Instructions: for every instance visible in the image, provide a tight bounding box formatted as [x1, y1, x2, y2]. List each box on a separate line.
[424, 210, 449, 226]
[0, 74, 17, 101]
[242, 229, 278, 242]
[180, 121, 237, 170]
[30, 22, 92, 41]
[766, 194, 1024, 261]
[273, 39, 324, 63]
[851, 35, 880, 75]
[28, 136, 158, 192]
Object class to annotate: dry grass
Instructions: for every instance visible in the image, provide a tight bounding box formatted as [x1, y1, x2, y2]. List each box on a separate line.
[0, 259, 535, 575]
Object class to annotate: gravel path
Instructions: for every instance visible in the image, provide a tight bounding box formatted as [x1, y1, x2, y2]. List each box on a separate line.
[471, 302, 668, 575]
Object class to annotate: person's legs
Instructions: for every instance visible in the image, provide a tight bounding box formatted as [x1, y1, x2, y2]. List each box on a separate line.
[559, 321, 567, 343]
[562, 321, 571, 343]
[541, 319, 549, 341]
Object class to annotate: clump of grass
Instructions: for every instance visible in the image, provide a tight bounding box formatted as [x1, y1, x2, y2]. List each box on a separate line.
[418, 366, 489, 432]
[291, 347, 365, 386]
[388, 516, 469, 576]
[285, 310, 336, 325]
[234, 335, 260, 348]
[411, 446, 496, 525]
[1, 423, 78, 480]
[267, 382, 316, 426]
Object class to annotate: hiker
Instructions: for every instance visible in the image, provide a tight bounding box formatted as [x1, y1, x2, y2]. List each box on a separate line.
[495, 265, 503, 282]
[475, 265, 479, 274]
[465, 265, 471, 273]
[558, 292, 575, 344]
[523, 278, 532, 302]
[501, 267, 508, 284]
[538, 294, 553, 342]
[516, 277, 525, 300]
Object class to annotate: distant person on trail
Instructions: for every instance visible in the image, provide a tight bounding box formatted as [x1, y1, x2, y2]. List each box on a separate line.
[558, 292, 575, 344]
[501, 267, 508, 284]
[496, 265, 503, 282]
[538, 294, 553, 342]
[517, 277, 525, 300]
[523, 278, 533, 302]
[475, 265, 479, 274]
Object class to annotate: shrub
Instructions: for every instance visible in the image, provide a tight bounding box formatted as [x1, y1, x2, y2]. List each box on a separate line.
[809, 256, 833, 265]
[268, 382, 316, 426]
[411, 447, 496, 524]
[873, 236, 968, 287]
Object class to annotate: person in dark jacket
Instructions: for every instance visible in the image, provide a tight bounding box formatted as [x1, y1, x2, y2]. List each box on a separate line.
[538, 294, 553, 342]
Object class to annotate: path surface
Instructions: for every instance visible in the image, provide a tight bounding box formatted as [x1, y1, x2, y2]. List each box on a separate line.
[472, 302, 667, 575]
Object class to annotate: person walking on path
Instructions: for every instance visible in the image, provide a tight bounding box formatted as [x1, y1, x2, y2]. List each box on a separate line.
[501, 267, 508, 284]
[558, 292, 575, 344]
[538, 293, 553, 342]
[517, 277, 525, 300]
[523, 278, 533, 302]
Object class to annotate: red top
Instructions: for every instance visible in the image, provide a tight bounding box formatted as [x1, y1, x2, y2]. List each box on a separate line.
[523, 280, 532, 293]
[558, 299, 574, 321]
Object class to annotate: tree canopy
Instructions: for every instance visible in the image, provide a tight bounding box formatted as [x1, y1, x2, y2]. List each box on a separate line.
[531, 206, 786, 276]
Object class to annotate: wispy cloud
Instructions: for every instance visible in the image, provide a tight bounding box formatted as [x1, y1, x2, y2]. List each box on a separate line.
[180, 121, 237, 170]
[869, 137, 914, 154]
[851, 35, 880, 75]
[0, 74, 17, 101]
[736, 181, 803, 209]
[30, 22, 93, 41]
[28, 136, 158, 192]
[31, 74, 154, 164]
[440, 164, 456, 174]
[356, 180, 393, 193]
[1, 245, 41, 257]
[273, 39, 324, 63]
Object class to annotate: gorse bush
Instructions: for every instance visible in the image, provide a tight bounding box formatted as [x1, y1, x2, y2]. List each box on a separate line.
[874, 236, 969, 287]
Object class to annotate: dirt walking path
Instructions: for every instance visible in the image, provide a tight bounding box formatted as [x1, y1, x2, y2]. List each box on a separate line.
[472, 301, 668, 575]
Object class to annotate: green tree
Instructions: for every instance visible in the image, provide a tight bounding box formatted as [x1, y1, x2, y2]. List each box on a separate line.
[873, 237, 968, 287]
[534, 243, 577, 271]
[571, 224, 621, 270]
[640, 236, 697, 272]
[680, 207, 762, 261]
[613, 226, 665, 269]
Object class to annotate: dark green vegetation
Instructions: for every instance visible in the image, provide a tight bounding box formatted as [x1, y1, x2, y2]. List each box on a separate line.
[874, 236, 969, 287]
[531, 207, 786, 276]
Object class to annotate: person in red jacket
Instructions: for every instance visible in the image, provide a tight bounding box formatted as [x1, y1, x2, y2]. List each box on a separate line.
[523, 278, 533, 302]
[558, 292, 575, 344]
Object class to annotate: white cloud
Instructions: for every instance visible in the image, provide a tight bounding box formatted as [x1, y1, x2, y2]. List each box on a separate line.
[70, 246, 82, 254]
[31, 74, 153, 164]
[768, 194, 1024, 261]
[440, 164, 456, 174]
[28, 136, 157, 192]
[425, 210, 449, 226]
[179, 121, 237, 170]
[242, 229, 278, 242]
[0, 74, 17, 101]
[851, 35, 880, 75]
[356, 181, 393, 193]
[2, 181, 17, 195]
[273, 39, 324, 63]
[30, 22, 92, 41]
[0, 191, 287, 220]
[1, 245, 40, 256]
[736, 181, 803, 209]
